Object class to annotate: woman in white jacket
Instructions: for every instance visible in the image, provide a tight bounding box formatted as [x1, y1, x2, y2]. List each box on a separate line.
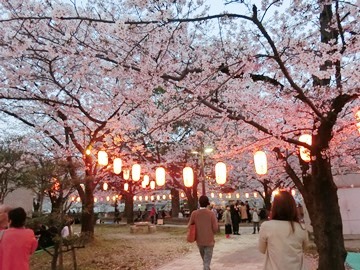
[259, 191, 309, 270]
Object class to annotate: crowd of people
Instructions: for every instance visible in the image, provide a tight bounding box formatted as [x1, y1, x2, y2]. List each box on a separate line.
[188, 191, 308, 270]
[1, 191, 307, 270]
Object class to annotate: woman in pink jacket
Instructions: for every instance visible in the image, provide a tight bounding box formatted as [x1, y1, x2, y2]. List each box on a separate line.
[0, 207, 38, 270]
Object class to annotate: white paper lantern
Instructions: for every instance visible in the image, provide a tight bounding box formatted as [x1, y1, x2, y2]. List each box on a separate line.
[103, 182, 108, 191]
[254, 151, 267, 175]
[113, 158, 122, 174]
[132, 164, 141, 181]
[215, 162, 226, 185]
[299, 134, 312, 162]
[98, 151, 108, 166]
[183, 167, 194, 187]
[123, 169, 130, 180]
[143, 175, 150, 185]
[156, 167, 166, 186]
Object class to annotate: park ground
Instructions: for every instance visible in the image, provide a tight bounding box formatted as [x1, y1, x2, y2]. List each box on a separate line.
[30, 223, 360, 270]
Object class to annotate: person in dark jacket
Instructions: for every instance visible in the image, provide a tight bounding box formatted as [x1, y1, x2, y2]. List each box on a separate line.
[230, 204, 240, 235]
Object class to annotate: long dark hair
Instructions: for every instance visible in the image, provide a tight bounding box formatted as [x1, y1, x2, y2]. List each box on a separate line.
[270, 191, 299, 232]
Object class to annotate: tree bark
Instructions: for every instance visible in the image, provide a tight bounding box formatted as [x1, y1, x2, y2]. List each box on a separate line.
[80, 185, 95, 237]
[302, 156, 346, 270]
[124, 192, 134, 224]
[171, 188, 180, 218]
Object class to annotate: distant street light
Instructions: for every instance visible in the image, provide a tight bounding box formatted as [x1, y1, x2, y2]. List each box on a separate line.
[192, 144, 214, 196]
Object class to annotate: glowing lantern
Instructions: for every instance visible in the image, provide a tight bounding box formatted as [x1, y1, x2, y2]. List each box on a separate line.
[139, 196, 143, 201]
[162, 195, 166, 200]
[156, 195, 160, 200]
[210, 192, 214, 198]
[150, 180, 155, 189]
[228, 193, 231, 198]
[254, 192, 258, 198]
[112, 196, 116, 201]
[103, 182, 108, 191]
[355, 110, 360, 133]
[85, 149, 91, 155]
[291, 189, 296, 196]
[71, 196, 75, 202]
[151, 195, 154, 201]
[145, 195, 149, 201]
[124, 182, 129, 191]
[299, 134, 312, 162]
[169, 194, 172, 199]
[134, 196, 137, 201]
[245, 193, 249, 198]
[183, 167, 194, 187]
[106, 196, 110, 202]
[262, 192, 265, 197]
[98, 151, 108, 166]
[113, 158, 122, 174]
[143, 175, 150, 185]
[180, 192, 185, 198]
[141, 181, 147, 188]
[94, 197, 98, 203]
[254, 151, 267, 175]
[76, 197, 81, 202]
[123, 169, 130, 180]
[156, 167, 166, 186]
[236, 193, 240, 199]
[219, 193, 223, 198]
[272, 189, 279, 196]
[132, 164, 141, 181]
[215, 162, 227, 185]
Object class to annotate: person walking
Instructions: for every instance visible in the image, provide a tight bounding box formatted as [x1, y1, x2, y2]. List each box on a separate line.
[252, 208, 260, 234]
[245, 201, 252, 223]
[223, 205, 232, 238]
[188, 195, 218, 270]
[149, 206, 157, 224]
[259, 191, 308, 270]
[239, 202, 248, 224]
[230, 204, 240, 235]
[0, 207, 38, 270]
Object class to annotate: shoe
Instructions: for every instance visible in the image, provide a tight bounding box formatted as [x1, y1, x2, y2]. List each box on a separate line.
[252, 232, 255, 234]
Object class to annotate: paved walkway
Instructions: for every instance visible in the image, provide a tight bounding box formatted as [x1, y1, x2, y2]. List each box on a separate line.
[157, 226, 317, 270]
[157, 227, 264, 270]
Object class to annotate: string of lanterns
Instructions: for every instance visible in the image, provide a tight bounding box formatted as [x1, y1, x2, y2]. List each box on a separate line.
[253, 134, 312, 178]
[95, 150, 227, 189]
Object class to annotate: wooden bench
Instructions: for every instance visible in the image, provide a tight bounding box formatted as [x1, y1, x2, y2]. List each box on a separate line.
[130, 222, 156, 234]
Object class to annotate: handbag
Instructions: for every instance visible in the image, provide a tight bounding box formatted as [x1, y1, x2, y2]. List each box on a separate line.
[187, 224, 196, 243]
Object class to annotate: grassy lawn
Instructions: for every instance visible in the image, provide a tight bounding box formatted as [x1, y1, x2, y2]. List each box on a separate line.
[30, 224, 191, 270]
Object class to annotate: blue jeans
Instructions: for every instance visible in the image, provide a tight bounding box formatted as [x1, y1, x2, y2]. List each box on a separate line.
[197, 245, 214, 270]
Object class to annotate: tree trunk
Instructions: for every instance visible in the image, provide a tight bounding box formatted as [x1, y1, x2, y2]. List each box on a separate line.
[80, 186, 94, 237]
[124, 192, 134, 224]
[302, 157, 346, 270]
[171, 188, 180, 218]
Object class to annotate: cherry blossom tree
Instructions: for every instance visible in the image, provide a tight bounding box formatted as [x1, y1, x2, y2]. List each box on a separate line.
[0, 1, 359, 269]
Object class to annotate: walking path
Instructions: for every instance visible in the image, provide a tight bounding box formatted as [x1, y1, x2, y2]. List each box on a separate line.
[157, 226, 318, 270]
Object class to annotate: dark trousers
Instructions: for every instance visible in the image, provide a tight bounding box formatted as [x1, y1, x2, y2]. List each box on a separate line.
[253, 222, 260, 233]
[232, 222, 239, 234]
